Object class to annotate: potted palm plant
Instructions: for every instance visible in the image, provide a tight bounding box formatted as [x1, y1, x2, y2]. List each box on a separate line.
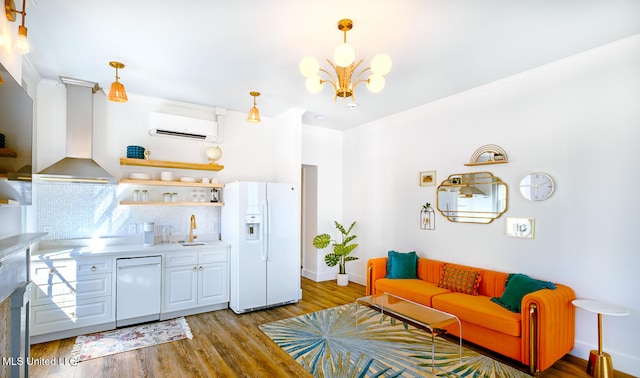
[312, 221, 359, 286]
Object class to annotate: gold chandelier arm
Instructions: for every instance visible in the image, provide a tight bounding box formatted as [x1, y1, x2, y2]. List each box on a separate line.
[318, 67, 336, 82]
[352, 66, 372, 91]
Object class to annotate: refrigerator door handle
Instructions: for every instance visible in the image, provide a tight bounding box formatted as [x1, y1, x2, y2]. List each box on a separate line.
[262, 201, 269, 261]
[265, 199, 272, 261]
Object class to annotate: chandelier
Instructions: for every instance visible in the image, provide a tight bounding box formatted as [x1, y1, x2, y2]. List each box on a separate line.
[299, 19, 392, 103]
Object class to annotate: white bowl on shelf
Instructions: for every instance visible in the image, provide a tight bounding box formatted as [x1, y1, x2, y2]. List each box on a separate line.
[129, 173, 151, 180]
[180, 177, 196, 183]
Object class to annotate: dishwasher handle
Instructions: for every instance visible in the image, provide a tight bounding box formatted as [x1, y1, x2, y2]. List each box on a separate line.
[117, 262, 161, 270]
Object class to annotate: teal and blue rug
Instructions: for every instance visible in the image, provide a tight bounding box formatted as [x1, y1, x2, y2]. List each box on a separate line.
[259, 303, 531, 377]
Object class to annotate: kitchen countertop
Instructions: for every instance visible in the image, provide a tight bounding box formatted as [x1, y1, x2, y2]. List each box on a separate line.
[0, 232, 48, 260]
[32, 237, 229, 260]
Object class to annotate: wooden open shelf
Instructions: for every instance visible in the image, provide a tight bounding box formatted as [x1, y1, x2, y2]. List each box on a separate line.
[119, 179, 224, 188]
[464, 160, 508, 166]
[0, 148, 17, 158]
[119, 201, 224, 207]
[120, 158, 223, 171]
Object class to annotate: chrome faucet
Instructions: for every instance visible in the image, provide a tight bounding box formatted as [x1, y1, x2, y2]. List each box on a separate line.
[189, 214, 197, 242]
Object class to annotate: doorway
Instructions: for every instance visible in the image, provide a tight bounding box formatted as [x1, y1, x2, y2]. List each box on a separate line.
[301, 164, 318, 280]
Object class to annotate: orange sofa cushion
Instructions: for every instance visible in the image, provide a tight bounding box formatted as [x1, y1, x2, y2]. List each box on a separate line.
[375, 278, 450, 307]
[437, 264, 482, 295]
[432, 292, 522, 337]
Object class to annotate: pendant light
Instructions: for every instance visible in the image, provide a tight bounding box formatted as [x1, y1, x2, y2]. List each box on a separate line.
[247, 91, 261, 124]
[108, 61, 128, 103]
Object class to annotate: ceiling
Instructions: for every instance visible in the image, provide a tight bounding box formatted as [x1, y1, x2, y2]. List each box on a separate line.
[21, 0, 640, 130]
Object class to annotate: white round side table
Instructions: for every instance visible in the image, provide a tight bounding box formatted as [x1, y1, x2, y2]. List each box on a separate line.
[572, 299, 631, 378]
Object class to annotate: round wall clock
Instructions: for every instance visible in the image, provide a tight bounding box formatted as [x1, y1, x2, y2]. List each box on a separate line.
[519, 172, 555, 201]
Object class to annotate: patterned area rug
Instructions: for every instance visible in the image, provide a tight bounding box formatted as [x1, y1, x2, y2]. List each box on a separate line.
[70, 317, 193, 362]
[260, 303, 531, 377]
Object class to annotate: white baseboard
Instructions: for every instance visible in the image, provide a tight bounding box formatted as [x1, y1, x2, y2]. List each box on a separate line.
[571, 340, 639, 376]
[302, 268, 366, 285]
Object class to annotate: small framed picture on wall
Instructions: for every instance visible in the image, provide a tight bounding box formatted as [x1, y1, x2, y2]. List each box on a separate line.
[506, 217, 535, 239]
[419, 171, 436, 187]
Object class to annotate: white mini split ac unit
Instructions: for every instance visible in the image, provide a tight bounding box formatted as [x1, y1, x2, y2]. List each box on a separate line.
[148, 112, 218, 142]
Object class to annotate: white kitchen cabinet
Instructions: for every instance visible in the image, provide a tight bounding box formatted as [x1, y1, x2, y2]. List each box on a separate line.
[30, 257, 115, 342]
[162, 248, 229, 317]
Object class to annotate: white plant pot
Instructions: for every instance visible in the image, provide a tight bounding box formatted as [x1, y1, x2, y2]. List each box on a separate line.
[336, 273, 349, 286]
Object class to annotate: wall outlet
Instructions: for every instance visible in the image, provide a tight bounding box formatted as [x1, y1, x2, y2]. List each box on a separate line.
[127, 223, 137, 234]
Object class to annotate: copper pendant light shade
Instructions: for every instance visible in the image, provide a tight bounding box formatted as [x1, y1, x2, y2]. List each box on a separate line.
[247, 91, 261, 124]
[108, 61, 128, 103]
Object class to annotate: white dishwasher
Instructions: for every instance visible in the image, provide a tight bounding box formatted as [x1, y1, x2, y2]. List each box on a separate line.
[116, 256, 162, 327]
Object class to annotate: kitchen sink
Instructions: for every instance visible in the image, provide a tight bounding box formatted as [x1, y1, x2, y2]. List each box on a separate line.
[180, 242, 207, 246]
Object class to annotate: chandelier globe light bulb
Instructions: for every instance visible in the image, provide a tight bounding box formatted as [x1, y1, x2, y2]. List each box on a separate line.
[305, 76, 323, 93]
[366, 75, 385, 93]
[299, 56, 320, 77]
[333, 43, 355, 67]
[370, 54, 392, 76]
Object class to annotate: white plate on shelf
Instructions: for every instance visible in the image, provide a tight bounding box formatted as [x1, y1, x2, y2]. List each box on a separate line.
[129, 173, 152, 180]
[180, 177, 196, 183]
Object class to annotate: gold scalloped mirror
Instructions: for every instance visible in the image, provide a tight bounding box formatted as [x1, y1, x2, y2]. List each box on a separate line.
[436, 172, 508, 224]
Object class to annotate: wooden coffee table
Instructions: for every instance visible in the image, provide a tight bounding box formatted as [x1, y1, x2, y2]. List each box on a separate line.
[356, 292, 462, 373]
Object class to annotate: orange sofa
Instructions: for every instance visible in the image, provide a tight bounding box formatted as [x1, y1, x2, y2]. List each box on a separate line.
[366, 257, 575, 373]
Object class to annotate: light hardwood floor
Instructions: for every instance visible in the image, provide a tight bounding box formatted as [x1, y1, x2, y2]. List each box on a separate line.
[29, 278, 629, 377]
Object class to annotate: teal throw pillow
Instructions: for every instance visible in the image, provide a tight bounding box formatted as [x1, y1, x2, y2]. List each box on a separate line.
[491, 273, 556, 313]
[385, 251, 419, 279]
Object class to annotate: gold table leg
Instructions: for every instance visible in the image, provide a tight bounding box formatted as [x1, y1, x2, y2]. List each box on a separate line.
[586, 313, 615, 378]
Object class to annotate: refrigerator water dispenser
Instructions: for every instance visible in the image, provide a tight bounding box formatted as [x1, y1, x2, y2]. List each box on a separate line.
[245, 214, 261, 240]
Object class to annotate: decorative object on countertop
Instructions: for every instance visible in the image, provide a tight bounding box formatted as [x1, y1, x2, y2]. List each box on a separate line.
[161, 225, 172, 243]
[464, 144, 509, 166]
[143, 222, 154, 246]
[206, 145, 222, 164]
[299, 18, 392, 103]
[313, 220, 358, 286]
[108, 61, 128, 103]
[420, 202, 435, 230]
[70, 317, 192, 362]
[126, 145, 145, 159]
[247, 91, 261, 124]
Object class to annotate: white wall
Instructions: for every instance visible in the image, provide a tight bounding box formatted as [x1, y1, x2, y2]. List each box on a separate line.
[342, 35, 640, 375]
[301, 124, 343, 281]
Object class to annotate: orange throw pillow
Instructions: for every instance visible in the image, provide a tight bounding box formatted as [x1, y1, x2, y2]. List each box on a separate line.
[437, 264, 482, 295]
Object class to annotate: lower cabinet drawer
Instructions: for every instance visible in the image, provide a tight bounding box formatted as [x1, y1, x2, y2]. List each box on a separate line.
[31, 273, 112, 306]
[30, 296, 114, 336]
[198, 249, 229, 264]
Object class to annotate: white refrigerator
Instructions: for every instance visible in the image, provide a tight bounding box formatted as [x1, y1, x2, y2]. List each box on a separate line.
[221, 181, 301, 314]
